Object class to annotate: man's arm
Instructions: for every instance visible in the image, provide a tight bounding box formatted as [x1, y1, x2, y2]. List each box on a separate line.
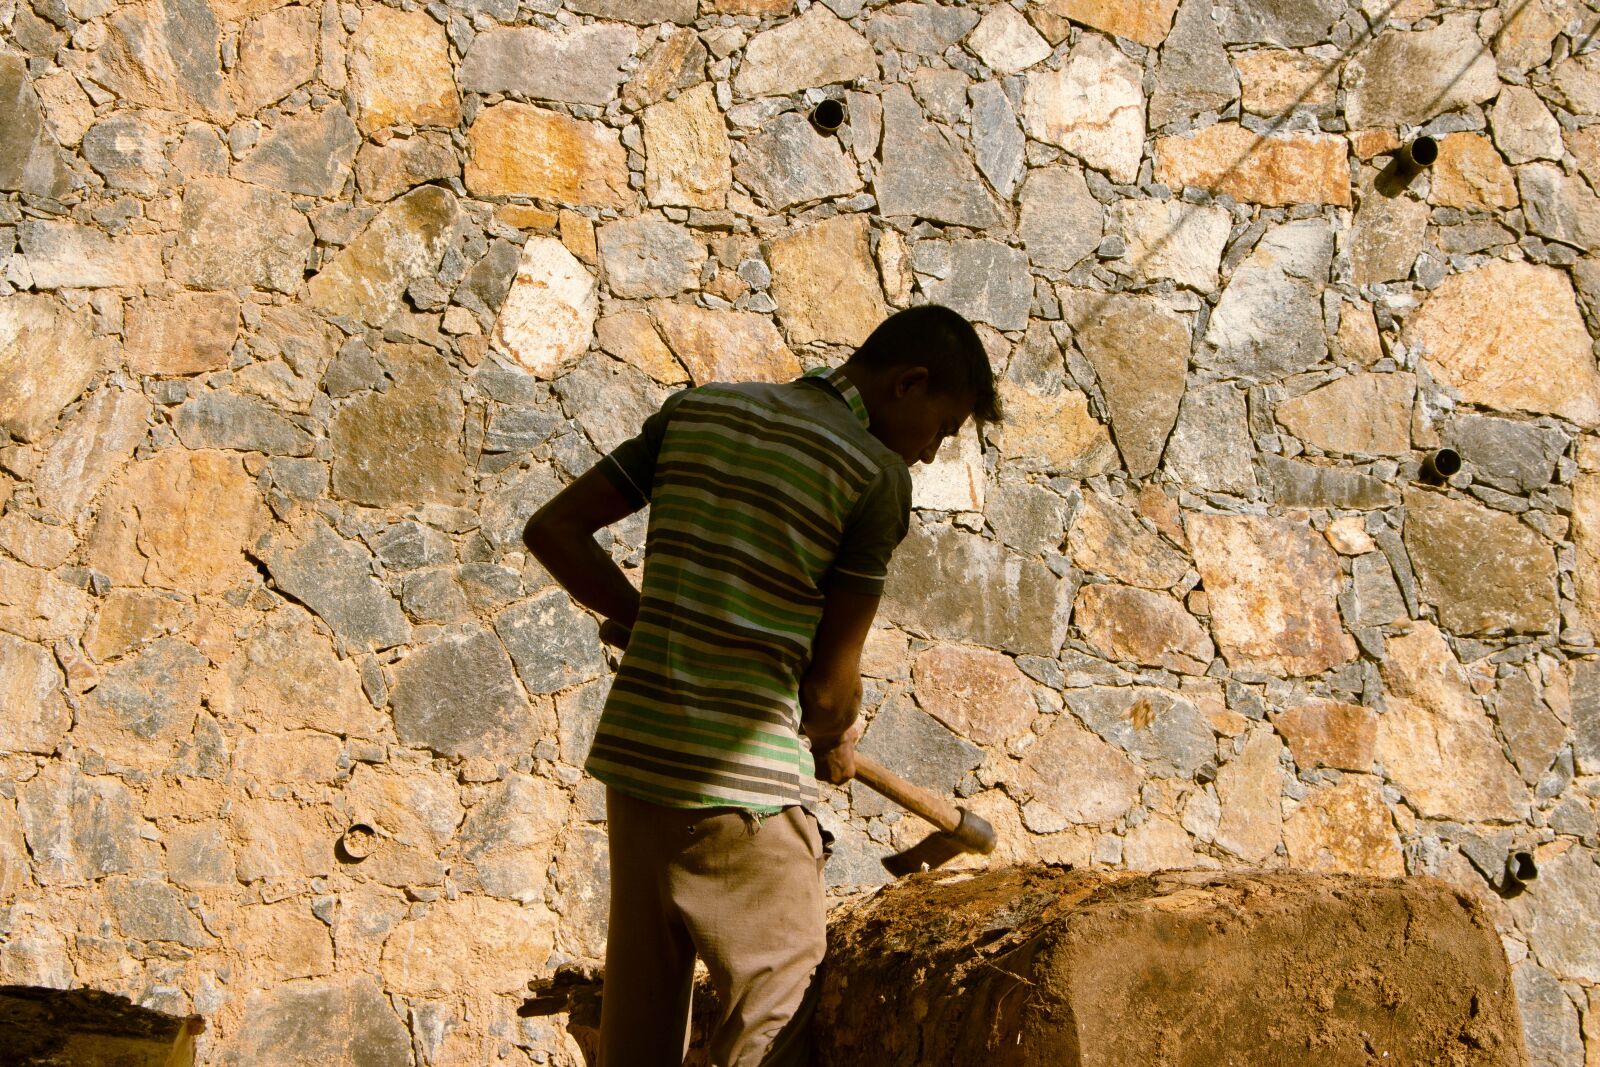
[523, 464, 644, 641]
[800, 587, 881, 784]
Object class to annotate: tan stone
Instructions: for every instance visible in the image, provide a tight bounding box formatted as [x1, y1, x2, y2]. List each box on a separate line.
[308, 185, 460, 327]
[1016, 714, 1142, 825]
[1430, 133, 1517, 210]
[380, 895, 555, 996]
[1348, 128, 1400, 161]
[732, 6, 876, 99]
[0, 295, 99, 442]
[595, 310, 688, 385]
[1215, 725, 1283, 864]
[998, 382, 1118, 478]
[1071, 293, 1190, 479]
[33, 69, 95, 148]
[1023, 36, 1145, 183]
[1075, 584, 1214, 675]
[84, 589, 193, 663]
[235, 730, 343, 786]
[1237, 49, 1336, 115]
[1154, 124, 1352, 207]
[491, 238, 598, 379]
[353, 132, 460, 203]
[1187, 512, 1356, 677]
[1333, 301, 1384, 367]
[331, 344, 469, 507]
[649, 301, 800, 384]
[1031, 0, 1180, 48]
[124, 291, 239, 377]
[1377, 623, 1528, 822]
[558, 209, 597, 266]
[0, 632, 70, 755]
[89, 449, 270, 595]
[642, 83, 731, 210]
[911, 643, 1035, 745]
[1123, 815, 1200, 870]
[1283, 776, 1404, 876]
[1068, 490, 1188, 590]
[1274, 373, 1413, 456]
[1271, 701, 1376, 771]
[466, 102, 630, 207]
[1577, 473, 1600, 638]
[766, 214, 888, 347]
[0, 558, 90, 643]
[235, 6, 318, 114]
[233, 798, 336, 883]
[494, 204, 560, 232]
[1403, 487, 1558, 636]
[1324, 516, 1376, 555]
[0, 513, 75, 569]
[346, 761, 465, 852]
[1405, 261, 1600, 427]
[350, 6, 460, 134]
[622, 26, 705, 112]
[87, 0, 234, 124]
[236, 902, 334, 982]
[212, 608, 385, 738]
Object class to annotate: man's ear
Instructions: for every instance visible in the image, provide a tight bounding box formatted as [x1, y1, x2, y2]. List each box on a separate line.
[893, 365, 930, 397]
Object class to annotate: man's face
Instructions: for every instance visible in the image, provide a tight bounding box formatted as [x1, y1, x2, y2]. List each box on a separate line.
[874, 371, 976, 466]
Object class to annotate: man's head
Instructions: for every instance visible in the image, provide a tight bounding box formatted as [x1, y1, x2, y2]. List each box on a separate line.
[843, 305, 1001, 465]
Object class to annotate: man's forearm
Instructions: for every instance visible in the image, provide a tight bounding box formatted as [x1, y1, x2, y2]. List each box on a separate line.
[525, 518, 640, 629]
[800, 677, 861, 749]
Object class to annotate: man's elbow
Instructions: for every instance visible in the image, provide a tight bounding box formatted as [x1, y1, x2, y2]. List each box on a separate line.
[799, 675, 859, 738]
[522, 506, 563, 558]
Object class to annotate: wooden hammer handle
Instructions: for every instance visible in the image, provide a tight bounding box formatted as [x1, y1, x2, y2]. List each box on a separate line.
[852, 754, 962, 835]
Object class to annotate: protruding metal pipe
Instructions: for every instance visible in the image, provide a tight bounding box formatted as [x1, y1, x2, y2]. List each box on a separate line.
[1505, 850, 1538, 887]
[1376, 136, 1438, 195]
[1418, 448, 1462, 486]
[339, 823, 378, 861]
[810, 98, 845, 134]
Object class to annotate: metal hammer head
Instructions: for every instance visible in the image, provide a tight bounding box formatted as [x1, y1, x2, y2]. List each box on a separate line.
[882, 807, 996, 877]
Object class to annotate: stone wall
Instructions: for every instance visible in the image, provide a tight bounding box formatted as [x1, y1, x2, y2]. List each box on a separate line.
[2, 0, 1600, 1061]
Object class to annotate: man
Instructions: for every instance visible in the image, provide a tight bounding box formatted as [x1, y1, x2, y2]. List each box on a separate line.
[523, 305, 1000, 1066]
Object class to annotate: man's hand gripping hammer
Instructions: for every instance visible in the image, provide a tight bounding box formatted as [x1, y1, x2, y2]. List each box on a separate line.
[851, 754, 997, 876]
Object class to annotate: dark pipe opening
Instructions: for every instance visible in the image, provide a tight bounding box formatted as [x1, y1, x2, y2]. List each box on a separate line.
[1507, 850, 1538, 885]
[1376, 136, 1439, 196]
[811, 99, 845, 134]
[1418, 448, 1462, 485]
[338, 822, 378, 862]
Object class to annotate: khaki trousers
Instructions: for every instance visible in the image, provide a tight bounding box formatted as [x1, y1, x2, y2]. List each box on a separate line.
[599, 786, 828, 1067]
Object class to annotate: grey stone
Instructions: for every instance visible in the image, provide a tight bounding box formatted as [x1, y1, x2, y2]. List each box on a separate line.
[883, 520, 1074, 657]
[235, 106, 360, 198]
[81, 111, 173, 196]
[330, 343, 469, 508]
[1149, 0, 1238, 127]
[1549, 797, 1595, 838]
[1262, 455, 1399, 509]
[401, 568, 468, 622]
[1216, 0, 1343, 46]
[988, 480, 1069, 555]
[354, 132, 459, 203]
[171, 177, 313, 294]
[876, 83, 1002, 228]
[551, 824, 609, 959]
[854, 698, 983, 817]
[597, 217, 707, 299]
[16, 765, 143, 885]
[390, 624, 538, 759]
[567, 0, 693, 21]
[1018, 165, 1101, 272]
[1201, 219, 1332, 382]
[864, 2, 980, 55]
[1573, 659, 1600, 776]
[558, 678, 607, 767]
[164, 821, 235, 887]
[173, 391, 314, 456]
[1512, 962, 1583, 1067]
[90, 637, 208, 744]
[911, 67, 969, 126]
[1403, 488, 1557, 636]
[106, 875, 210, 947]
[89, 0, 232, 122]
[265, 457, 326, 500]
[1343, 17, 1500, 129]
[1510, 846, 1600, 982]
[494, 589, 605, 695]
[1066, 687, 1215, 778]
[1068, 292, 1191, 480]
[1436, 222, 1514, 256]
[1163, 380, 1257, 494]
[1446, 415, 1564, 495]
[1495, 670, 1565, 785]
[479, 464, 565, 551]
[0, 54, 73, 198]
[1519, 164, 1600, 253]
[260, 517, 411, 651]
[459, 563, 524, 615]
[1345, 551, 1408, 628]
[734, 111, 862, 212]
[912, 239, 1032, 331]
[460, 24, 636, 105]
[969, 81, 1025, 199]
[819, 814, 892, 889]
[734, 7, 877, 99]
[1349, 170, 1429, 287]
[552, 354, 670, 455]
[309, 186, 460, 326]
[459, 239, 522, 320]
[223, 978, 410, 1067]
[484, 406, 561, 454]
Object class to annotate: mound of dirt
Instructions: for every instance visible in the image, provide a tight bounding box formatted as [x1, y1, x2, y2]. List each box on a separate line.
[814, 865, 1526, 1066]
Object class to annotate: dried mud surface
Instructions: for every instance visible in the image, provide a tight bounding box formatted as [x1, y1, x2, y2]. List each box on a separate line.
[814, 865, 1528, 1067]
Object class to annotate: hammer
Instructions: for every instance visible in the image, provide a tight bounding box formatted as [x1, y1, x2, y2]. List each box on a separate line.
[852, 754, 997, 876]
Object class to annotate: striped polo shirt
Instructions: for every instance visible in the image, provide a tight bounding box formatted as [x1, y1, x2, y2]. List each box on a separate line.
[588, 366, 912, 812]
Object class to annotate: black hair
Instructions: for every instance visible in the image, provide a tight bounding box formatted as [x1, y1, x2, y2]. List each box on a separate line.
[845, 305, 1003, 425]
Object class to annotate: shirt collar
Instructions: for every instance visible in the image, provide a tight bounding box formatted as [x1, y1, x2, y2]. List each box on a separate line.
[803, 365, 871, 429]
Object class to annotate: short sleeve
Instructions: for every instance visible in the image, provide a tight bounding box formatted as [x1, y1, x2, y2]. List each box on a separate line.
[597, 387, 694, 508]
[826, 462, 912, 596]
